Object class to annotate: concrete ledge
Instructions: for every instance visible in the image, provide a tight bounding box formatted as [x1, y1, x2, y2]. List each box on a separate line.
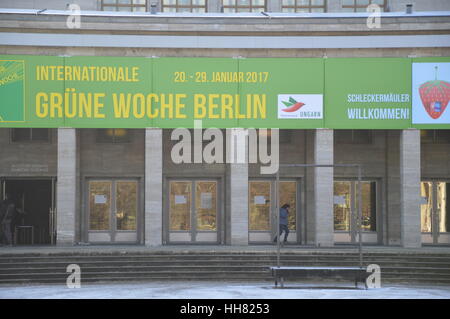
[1, 32, 449, 49]
[1, 245, 450, 256]
[1, 10, 450, 34]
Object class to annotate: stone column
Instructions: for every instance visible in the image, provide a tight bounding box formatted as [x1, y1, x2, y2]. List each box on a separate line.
[305, 130, 316, 245]
[228, 128, 249, 245]
[145, 128, 163, 246]
[56, 128, 77, 245]
[400, 129, 422, 248]
[314, 129, 334, 247]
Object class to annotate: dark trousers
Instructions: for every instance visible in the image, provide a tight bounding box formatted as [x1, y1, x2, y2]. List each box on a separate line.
[273, 224, 289, 243]
[1, 222, 12, 245]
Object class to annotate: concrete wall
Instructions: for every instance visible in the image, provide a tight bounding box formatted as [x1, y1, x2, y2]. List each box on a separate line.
[0, 0, 449, 12]
[79, 129, 145, 177]
[421, 142, 450, 179]
[0, 0, 98, 10]
[2, 46, 450, 60]
[0, 128, 57, 177]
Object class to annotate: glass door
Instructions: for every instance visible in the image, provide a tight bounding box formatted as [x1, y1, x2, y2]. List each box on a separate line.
[88, 179, 138, 243]
[333, 180, 378, 244]
[168, 179, 219, 243]
[421, 181, 450, 244]
[248, 180, 298, 244]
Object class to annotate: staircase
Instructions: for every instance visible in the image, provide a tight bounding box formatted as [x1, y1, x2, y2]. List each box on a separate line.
[1, 250, 450, 285]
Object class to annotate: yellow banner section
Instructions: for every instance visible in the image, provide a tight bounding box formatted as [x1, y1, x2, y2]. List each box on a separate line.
[35, 91, 267, 120]
[36, 65, 140, 82]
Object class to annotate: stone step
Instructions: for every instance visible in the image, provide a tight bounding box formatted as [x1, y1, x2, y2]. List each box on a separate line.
[1, 274, 450, 285]
[0, 250, 449, 285]
[2, 260, 450, 271]
[1, 267, 450, 279]
[2, 271, 449, 282]
[2, 256, 449, 265]
[2, 263, 450, 273]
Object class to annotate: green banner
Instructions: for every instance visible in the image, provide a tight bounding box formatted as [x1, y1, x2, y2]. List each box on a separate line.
[325, 58, 412, 129]
[0, 55, 449, 129]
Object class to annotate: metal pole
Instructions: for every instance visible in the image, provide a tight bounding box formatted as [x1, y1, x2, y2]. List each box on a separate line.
[276, 169, 280, 268]
[358, 165, 363, 269]
[269, 164, 364, 270]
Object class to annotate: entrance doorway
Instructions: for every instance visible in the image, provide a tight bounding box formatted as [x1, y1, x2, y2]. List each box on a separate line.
[421, 181, 450, 245]
[333, 180, 378, 244]
[1, 178, 55, 245]
[87, 179, 139, 243]
[248, 180, 299, 244]
[166, 179, 220, 243]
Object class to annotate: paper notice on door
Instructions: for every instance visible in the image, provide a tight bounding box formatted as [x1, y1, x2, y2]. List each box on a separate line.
[94, 195, 107, 204]
[175, 195, 187, 205]
[200, 193, 213, 209]
[333, 195, 346, 205]
[254, 196, 266, 205]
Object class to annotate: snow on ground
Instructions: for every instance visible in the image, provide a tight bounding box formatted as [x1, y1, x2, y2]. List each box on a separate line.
[0, 281, 449, 299]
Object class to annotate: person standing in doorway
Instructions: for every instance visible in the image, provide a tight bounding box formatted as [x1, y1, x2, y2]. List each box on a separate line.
[0, 199, 6, 245]
[1, 194, 16, 246]
[273, 204, 290, 244]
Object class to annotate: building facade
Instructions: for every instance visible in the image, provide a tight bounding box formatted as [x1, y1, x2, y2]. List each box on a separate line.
[0, 0, 449, 248]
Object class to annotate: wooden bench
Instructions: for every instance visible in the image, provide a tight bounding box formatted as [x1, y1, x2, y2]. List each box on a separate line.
[270, 266, 370, 289]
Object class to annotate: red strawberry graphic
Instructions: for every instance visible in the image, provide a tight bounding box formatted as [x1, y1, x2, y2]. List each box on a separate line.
[419, 66, 450, 119]
[281, 97, 305, 112]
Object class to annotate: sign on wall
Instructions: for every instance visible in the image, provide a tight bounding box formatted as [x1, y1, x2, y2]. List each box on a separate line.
[324, 58, 412, 129]
[412, 58, 450, 127]
[0, 55, 449, 129]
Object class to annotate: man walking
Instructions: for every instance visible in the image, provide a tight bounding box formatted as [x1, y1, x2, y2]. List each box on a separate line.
[273, 204, 290, 245]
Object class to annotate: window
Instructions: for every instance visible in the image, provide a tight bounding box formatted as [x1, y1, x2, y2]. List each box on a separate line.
[335, 130, 372, 144]
[282, 0, 326, 13]
[222, 0, 266, 13]
[11, 128, 50, 143]
[101, 0, 147, 12]
[421, 130, 450, 144]
[162, 0, 207, 12]
[96, 129, 131, 143]
[249, 181, 271, 231]
[248, 180, 297, 232]
[334, 181, 351, 231]
[342, 0, 386, 12]
[421, 181, 450, 234]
